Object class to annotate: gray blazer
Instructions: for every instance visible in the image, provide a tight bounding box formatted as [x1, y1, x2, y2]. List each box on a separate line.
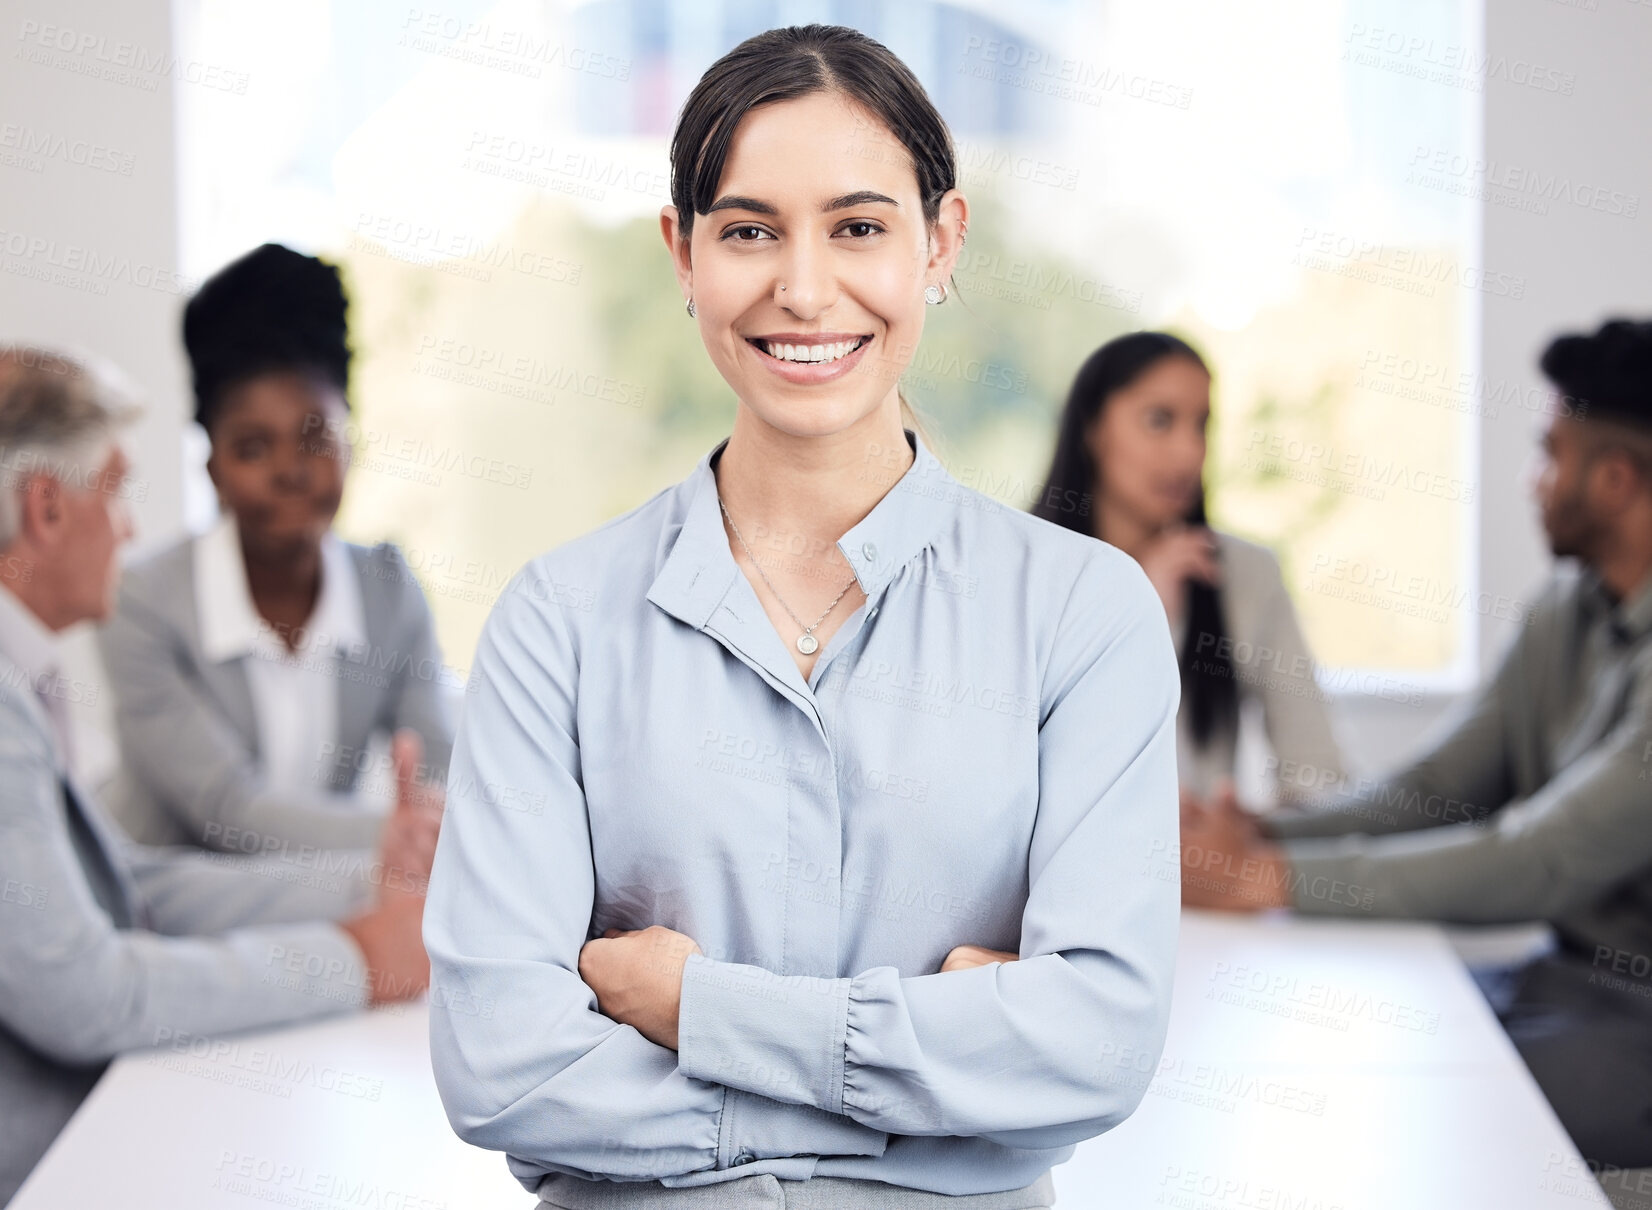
[0, 652, 379, 1206]
[97, 536, 455, 853]
[1176, 531, 1348, 804]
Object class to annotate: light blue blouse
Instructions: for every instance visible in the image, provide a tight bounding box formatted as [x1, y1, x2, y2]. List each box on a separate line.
[424, 427, 1181, 1197]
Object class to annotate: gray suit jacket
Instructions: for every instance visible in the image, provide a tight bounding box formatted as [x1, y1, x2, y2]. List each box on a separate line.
[1264, 562, 1652, 963]
[97, 536, 456, 853]
[1175, 530, 1348, 805]
[0, 653, 380, 1206]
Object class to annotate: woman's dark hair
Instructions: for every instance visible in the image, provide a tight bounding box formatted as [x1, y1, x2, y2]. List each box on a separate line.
[668, 24, 956, 243]
[1032, 331, 1238, 748]
[182, 242, 352, 432]
[1540, 317, 1652, 432]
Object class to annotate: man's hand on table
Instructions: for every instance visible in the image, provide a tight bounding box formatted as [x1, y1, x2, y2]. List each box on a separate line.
[1180, 780, 1294, 911]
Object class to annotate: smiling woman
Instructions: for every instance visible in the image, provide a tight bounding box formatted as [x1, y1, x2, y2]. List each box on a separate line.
[423, 24, 1181, 1209]
[96, 243, 455, 855]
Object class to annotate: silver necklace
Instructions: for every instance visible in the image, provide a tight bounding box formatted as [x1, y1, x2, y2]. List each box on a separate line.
[717, 495, 858, 655]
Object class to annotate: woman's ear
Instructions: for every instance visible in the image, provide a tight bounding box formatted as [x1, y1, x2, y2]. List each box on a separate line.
[925, 188, 969, 287]
[659, 205, 693, 303]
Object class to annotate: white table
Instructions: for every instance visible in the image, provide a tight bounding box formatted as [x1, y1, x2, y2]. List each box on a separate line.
[13, 912, 1609, 1209]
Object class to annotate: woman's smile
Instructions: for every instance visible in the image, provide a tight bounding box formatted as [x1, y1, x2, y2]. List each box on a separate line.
[743, 330, 874, 383]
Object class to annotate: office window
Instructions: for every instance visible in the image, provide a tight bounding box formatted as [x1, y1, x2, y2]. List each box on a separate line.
[175, 0, 1481, 687]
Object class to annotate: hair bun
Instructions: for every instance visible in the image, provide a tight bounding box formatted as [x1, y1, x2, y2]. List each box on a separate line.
[182, 242, 351, 429]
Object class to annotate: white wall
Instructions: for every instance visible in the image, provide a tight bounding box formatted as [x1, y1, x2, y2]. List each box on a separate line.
[1479, 0, 1652, 666]
[1, 0, 187, 545]
[1, 0, 184, 784]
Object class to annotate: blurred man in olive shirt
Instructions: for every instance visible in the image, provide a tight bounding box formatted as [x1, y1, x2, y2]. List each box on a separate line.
[1180, 318, 1652, 1169]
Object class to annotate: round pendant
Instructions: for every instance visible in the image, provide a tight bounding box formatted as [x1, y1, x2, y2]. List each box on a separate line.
[796, 633, 819, 655]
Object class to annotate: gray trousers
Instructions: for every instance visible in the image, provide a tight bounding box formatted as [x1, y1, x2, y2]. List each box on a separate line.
[538, 1170, 1056, 1209]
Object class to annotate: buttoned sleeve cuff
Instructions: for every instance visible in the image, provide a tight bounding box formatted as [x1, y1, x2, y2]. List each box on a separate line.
[677, 953, 851, 1115]
[716, 1088, 888, 1167]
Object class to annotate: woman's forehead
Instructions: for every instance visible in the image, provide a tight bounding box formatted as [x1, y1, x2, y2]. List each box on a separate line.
[715, 92, 918, 205]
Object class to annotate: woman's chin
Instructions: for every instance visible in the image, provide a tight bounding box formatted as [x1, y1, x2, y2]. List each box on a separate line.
[244, 521, 328, 560]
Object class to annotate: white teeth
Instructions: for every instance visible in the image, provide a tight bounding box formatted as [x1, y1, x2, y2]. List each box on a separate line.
[760, 338, 863, 363]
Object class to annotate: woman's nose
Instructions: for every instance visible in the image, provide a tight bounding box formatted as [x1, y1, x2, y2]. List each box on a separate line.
[776, 238, 836, 316]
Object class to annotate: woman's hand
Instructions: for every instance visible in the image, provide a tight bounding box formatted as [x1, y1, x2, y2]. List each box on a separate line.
[578, 925, 703, 1050]
[941, 944, 1019, 972]
[1136, 525, 1220, 620]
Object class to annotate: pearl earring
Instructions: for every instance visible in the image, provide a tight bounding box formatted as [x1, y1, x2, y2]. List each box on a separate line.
[685, 297, 696, 318]
[924, 283, 947, 305]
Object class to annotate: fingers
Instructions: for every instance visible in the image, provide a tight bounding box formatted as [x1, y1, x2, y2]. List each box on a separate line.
[1165, 528, 1221, 584]
[941, 944, 1019, 972]
[392, 729, 426, 813]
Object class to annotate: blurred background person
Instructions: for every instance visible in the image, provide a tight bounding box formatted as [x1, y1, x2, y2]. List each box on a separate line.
[98, 243, 453, 853]
[1034, 331, 1347, 807]
[0, 346, 433, 1206]
[1178, 317, 1652, 1171]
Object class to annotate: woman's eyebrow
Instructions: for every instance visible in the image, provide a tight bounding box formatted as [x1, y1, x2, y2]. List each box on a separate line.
[705, 190, 900, 216]
[706, 194, 777, 215]
[823, 190, 899, 210]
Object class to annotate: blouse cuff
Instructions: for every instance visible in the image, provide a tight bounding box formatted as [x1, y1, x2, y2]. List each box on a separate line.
[717, 1087, 888, 1167]
[676, 953, 852, 1115]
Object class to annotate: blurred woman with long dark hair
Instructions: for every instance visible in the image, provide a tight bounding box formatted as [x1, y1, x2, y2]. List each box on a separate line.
[1034, 332, 1346, 807]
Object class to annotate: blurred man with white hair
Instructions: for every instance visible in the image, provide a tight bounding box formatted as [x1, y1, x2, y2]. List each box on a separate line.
[0, 346, 436, 1206]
